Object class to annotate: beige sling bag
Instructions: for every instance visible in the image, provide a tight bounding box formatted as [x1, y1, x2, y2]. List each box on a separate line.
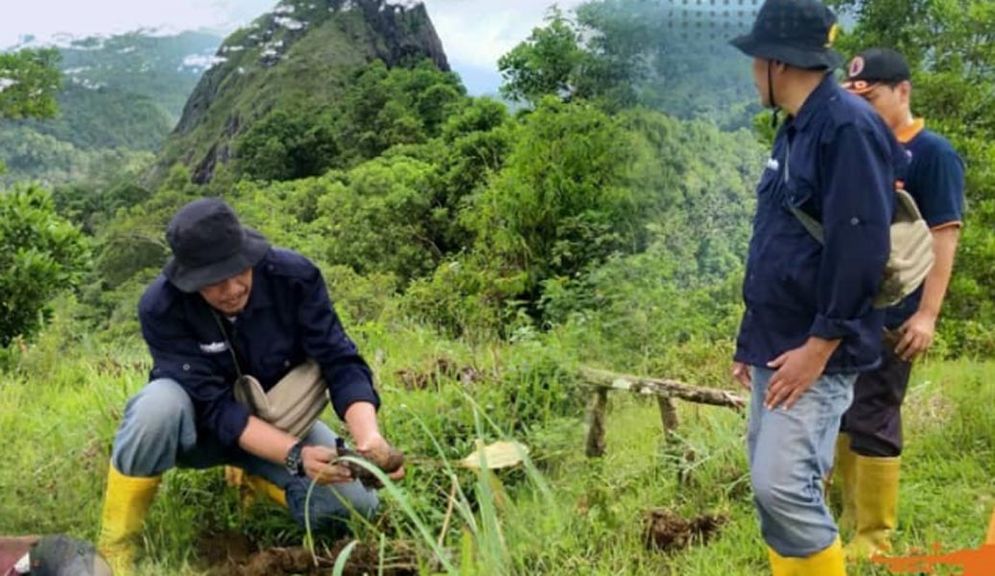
[784, 140, 934, 309]
[212, 311, 329, 437]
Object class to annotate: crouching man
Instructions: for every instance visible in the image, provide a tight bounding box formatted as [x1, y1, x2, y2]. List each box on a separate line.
[98, 198, 402, 574]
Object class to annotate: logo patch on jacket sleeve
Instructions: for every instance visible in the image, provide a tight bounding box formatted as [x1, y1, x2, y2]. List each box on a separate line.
[199, 341, 229, 354]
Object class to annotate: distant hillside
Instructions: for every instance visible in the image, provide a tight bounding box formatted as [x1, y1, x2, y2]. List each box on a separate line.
[155, 0, 450, 184]
[16, 30, 223, 121]
[0, 30, 223, 185]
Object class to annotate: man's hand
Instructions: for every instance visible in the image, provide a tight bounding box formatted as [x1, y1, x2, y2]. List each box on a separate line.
[894, 310, 936, 362]
[345, 402, 405, 481]
[301, 445, 353, 485]
[731, 361, 752, 390]
[765, 338, 839, 411]
[356, 433, 406, 481]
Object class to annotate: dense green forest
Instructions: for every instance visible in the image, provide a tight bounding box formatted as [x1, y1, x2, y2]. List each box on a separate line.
[1, 0, 993, 574]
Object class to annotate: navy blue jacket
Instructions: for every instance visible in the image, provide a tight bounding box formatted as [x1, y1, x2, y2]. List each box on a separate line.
[139, 248, 380, 447]
[735, 76, 907, 373]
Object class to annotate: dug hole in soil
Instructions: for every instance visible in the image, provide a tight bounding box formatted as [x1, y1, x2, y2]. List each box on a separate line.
[199, 530, 417, 576]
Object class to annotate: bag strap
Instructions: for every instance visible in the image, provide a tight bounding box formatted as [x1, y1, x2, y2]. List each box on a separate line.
[784, 138, 826, 245]
[789, 205, 825, 244]
[210, 309, 244, 379]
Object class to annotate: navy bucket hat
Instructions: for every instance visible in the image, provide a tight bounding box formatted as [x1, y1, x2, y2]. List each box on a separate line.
[731, 0, 843, 71]
[163, 198, 270, 293]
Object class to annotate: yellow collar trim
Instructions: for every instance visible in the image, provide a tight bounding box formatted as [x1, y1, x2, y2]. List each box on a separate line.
[896, 118, 925, 144]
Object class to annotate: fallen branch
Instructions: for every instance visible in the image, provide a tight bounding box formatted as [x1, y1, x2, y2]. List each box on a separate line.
[579, 367, 746, 411]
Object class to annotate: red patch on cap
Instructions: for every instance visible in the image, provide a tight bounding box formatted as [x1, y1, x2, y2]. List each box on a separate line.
[848, 56, 865, 78]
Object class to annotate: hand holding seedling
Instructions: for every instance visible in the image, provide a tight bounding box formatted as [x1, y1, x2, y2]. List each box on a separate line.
[302, 444, 353, 485]
[333, 437, 406, 489]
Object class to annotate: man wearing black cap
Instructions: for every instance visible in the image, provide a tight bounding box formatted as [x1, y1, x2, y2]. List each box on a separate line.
[729, 0, 906, 573]
[835, 48, 965, 559]
[97, 198, 402, 574]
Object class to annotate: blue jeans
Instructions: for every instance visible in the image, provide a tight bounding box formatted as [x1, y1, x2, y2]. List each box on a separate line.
[747, 366, 855, 557]
[111, 378, 379, 534]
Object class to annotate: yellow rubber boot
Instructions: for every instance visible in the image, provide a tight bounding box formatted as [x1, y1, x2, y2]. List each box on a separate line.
[832, 433, 858, 533]
[986, 508, 995, 545]
[846, 455, 900, 559]
[97, 464, 161, 576]
[224, 465, 287, 509]
[246, 474, 287, 508]
[768, 537, 846, 576]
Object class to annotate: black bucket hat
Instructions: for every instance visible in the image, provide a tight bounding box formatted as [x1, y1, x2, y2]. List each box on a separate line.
[731, 0, 843, 71]
[163, 198, 270, 293]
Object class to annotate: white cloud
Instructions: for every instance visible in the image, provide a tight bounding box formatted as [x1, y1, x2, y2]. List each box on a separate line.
[181, 54, 228, 70]
[0, 0, 578, 93]
[0, 0, 276, 48]
[422, 0, 585, 70]
[3, 1, 575, 65]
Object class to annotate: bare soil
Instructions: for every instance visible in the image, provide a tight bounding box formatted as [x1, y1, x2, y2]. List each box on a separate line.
[643, 508, 728, 553]
[199, 532, 418, 576]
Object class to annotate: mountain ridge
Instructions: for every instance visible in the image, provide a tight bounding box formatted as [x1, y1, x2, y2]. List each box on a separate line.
[155, 0, 451, 184]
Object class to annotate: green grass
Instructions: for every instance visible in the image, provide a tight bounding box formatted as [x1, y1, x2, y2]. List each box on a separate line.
[1, 317, 992, 575]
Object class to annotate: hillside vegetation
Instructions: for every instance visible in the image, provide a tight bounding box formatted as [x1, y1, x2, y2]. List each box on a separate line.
[0, 0, 992, 574]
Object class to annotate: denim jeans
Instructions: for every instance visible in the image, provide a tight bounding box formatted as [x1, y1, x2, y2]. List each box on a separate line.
[747, 366, 855, 557]
[111, 378, 379, 534]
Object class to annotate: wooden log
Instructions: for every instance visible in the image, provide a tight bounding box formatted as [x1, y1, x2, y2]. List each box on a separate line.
[585, 389, 609, 458]
[657, 396, 679, 436]
[580, 367, 746, 411]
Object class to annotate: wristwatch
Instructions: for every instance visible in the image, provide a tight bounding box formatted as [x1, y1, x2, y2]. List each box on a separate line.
[285, 440, 306, 477]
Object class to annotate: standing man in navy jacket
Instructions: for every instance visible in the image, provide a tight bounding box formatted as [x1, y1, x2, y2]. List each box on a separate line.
[836, 48, 965, 559]
[97, 198, 402, 575]
[730, 1, 906, 573]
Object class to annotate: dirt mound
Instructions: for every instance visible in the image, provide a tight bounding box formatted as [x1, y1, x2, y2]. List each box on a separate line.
[643, 509, 728, 553]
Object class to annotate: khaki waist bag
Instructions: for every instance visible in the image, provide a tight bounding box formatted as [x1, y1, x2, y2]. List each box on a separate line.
[233, 360, 329, 438]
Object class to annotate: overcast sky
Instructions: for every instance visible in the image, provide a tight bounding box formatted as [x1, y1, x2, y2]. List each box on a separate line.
[1, 0, 586, 94]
